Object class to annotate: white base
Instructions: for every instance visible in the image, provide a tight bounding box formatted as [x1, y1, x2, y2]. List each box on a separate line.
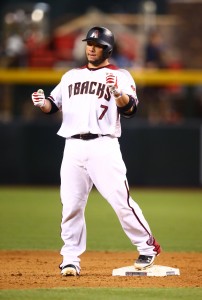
[112, 265, 180, 277]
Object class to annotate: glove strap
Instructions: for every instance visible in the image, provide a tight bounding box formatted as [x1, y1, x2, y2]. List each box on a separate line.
[114, 91, 122, 100]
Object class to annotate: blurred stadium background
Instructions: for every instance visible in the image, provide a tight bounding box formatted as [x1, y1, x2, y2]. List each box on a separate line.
[0, 0, 202, 187]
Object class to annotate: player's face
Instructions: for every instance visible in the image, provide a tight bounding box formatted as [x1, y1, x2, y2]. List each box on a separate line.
[86, 41, 106, 67]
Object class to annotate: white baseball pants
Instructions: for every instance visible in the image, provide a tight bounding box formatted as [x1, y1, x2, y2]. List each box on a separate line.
[60, 136, 157, 274]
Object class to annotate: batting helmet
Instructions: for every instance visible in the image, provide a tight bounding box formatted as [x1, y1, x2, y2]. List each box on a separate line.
[82, 26, 115, 58]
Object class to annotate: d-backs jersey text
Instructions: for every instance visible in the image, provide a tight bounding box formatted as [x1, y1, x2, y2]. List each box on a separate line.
[49, 64, 138, 138]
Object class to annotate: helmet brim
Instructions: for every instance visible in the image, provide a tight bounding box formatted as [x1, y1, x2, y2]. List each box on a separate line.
[82, 38, 108, 48]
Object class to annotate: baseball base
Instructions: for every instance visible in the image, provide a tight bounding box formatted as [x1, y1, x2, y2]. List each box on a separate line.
[112, 265, 180, 277]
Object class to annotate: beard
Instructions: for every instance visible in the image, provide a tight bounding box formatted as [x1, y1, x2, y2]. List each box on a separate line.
[87, 56, 106, 66]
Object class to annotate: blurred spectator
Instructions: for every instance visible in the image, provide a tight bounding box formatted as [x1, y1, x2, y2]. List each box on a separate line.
[141, 29, 185, 124]
[111, 42, 134, 68]
[2, 32, 27, 67]
[144, 29, 166, 69]
[141, 30, 166, 124]
[71, 31, 86, 67]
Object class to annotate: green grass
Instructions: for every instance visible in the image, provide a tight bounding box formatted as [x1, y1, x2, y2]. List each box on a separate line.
[0, 187, 62, 250]
[0, 288, 202, 300]
[0, 187, 202, 299]
[0, 187, 201, 251]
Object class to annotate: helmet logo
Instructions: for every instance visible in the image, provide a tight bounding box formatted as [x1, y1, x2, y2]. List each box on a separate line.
[90, 30, 99, 38]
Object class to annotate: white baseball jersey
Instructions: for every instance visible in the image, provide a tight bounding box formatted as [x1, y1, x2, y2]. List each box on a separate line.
[49, 64, 138, 138]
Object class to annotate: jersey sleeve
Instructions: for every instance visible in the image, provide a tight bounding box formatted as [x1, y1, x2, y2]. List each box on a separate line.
[47, 82, 62, 110]
[119, 69, 139, 107]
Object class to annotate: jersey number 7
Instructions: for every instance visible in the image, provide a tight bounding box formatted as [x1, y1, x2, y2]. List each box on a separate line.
[99, 105, 108, 120]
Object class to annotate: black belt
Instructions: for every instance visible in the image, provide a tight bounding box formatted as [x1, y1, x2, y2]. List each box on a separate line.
[71, 133, 105, 140]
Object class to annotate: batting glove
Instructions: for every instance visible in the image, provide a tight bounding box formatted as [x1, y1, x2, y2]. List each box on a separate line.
[31, 89, 45, 107]
[106, 73, 122, 99]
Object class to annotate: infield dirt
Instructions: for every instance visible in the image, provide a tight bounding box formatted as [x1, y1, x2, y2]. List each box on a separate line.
[0, 251, 201, 289]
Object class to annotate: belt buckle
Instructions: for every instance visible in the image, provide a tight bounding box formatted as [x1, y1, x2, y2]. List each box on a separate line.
[80, 134, 88, 140]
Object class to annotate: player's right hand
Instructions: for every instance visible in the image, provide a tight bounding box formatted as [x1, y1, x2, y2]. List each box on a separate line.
[31, 89, 45, 107]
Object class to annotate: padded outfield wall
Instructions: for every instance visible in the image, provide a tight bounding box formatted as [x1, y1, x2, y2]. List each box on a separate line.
[0, 120, 201, 187]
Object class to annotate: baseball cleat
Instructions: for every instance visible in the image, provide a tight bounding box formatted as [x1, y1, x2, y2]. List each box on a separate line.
[134, 255, 155, 270]
[60, 264, 78, 276]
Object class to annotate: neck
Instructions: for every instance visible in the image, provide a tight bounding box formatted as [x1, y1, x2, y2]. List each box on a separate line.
[88, 59, 109, 69]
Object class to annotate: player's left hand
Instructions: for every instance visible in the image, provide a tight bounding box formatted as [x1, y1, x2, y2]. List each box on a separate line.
[106, 73, 121, 98]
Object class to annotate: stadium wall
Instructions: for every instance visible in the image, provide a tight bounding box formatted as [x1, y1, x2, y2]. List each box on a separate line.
[0, 121, 200, 187]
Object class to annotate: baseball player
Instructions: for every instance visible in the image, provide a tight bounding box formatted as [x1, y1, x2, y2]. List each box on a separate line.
[31, 26, 161, 276]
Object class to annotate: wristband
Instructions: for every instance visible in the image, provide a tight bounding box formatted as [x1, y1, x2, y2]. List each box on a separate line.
[117, 96, 135, 113]
[46, 97, 59, 114]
